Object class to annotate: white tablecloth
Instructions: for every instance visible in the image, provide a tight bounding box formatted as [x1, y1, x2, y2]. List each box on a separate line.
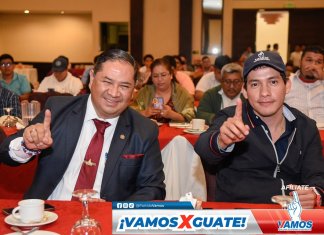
[162, 135, 207, 201]
[15, 68, 39, 89]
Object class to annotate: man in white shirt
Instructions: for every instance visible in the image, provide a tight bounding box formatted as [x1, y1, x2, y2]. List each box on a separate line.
[285, 45, 324, 125]
[195, 55, 231, 100]
[0, 49, 165, 201]
[37, 56, 83, 96]
[289, 44, 303, 68]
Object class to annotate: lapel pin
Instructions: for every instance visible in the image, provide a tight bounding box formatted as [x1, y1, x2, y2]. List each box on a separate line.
[120, 134, 125, 140]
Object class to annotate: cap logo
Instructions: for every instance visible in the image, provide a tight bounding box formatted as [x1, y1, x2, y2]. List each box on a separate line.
[55, 61, 62, 66]
[254, 51, 270, 63]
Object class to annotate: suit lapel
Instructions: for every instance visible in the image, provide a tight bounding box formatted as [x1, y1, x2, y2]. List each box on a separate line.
[101, 109, 131, 191]
[62, 97, 88, 163]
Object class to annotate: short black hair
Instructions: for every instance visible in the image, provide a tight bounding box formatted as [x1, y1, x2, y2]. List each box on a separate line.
[301, 45, 324, 59]
[162, 55, 177, 69]
[143, 54, 154, 61]
[214, 55, 232, 70]
[0, 54, 14, 63]
[93, 49, 138, 81]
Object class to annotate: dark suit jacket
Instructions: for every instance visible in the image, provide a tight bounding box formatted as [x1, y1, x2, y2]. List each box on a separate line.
[0, 95, 166, 201]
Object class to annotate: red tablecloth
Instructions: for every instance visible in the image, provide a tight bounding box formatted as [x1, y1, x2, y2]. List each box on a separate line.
[0, 199, 111, 235]
[158, 124, 199, 149]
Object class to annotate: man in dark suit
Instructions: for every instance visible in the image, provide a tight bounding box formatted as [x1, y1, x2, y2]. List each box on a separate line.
[196, 63, 244, 125]
[0, 49, 166, 201]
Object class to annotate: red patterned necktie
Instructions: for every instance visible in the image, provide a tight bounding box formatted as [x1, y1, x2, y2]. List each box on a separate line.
[74, 119, 110, 192]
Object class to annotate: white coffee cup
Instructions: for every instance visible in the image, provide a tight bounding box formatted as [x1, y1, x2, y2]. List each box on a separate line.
[12, 199, 44, 224]
[192, 119, 205, 131]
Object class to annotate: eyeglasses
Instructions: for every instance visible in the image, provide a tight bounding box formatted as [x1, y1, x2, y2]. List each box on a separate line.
[152, 73, 170, 79]
[222, 79, 243, 86]
[0, 63, 13, 68]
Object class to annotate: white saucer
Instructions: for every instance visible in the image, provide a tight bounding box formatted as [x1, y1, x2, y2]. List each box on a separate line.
[5, 231, 59, 235]
[4, 211, 58, 227]
[183, 128, 206, 135]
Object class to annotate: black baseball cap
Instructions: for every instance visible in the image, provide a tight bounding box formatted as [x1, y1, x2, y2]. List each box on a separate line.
[243, 51, 286, 80]
[52, 56, 68, 72]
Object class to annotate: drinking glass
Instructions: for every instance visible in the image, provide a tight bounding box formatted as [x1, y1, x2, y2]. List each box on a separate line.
[271, 195, 293, 209]
[2, 107, 15, 127]
[71, 189, 102, 235]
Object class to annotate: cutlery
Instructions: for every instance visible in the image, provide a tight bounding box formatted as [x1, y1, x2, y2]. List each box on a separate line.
[10, 226, 39, 234]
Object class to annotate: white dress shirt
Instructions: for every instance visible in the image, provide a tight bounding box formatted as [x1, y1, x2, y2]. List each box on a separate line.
[9, 95, 119, 200]
[285, 71, 324, 124]
[218, 89, 241, 110]
[196, 72, 220, 92]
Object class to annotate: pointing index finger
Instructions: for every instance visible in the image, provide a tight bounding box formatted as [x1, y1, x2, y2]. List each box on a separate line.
[234, 98, 243, 121]
[43, 109, 51, 131]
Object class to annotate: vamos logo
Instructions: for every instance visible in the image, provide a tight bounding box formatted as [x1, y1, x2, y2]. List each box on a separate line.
[278, 191, 313, 231]
[116, 214, 248, 232]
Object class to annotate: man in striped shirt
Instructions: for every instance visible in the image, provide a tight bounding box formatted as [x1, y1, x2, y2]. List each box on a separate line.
[0, 86, 21, 118]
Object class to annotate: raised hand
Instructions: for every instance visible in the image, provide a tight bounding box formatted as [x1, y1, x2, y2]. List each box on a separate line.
[218, 98, 250, 149]
[23, 109, 53, 150]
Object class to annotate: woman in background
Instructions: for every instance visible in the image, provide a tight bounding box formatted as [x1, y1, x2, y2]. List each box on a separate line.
[132, 58, 194, 123]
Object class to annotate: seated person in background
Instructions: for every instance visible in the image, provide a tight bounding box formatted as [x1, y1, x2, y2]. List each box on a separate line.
[37, 56, 83, 96]
[190, 56, 215, 85]
[0, 53, 31, 100]
[81, 54, 101, 94]
[0, 85, 21, 118]
[179, 54, 194, 72]
[285, 60, 295, 78]
[195, 55, 232, 101]
[137, 54, 154, 89]
[0, 49, 165, 201]
[196, 63, 244, 125]
[285, 45, 324, 125]
[195, 51, 324, 208]
[163, 55, 195, 96]
[132, 58, 195, 123]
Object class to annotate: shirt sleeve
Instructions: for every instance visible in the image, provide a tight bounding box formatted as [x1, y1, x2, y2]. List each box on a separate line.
[9, 137, 33, 163]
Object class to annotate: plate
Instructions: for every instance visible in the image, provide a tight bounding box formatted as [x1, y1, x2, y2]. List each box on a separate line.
[4, 211, 58, 227]
[183, 128, 206, 135]
[5, 231, 59, 235]
[169, 122, 191, 128]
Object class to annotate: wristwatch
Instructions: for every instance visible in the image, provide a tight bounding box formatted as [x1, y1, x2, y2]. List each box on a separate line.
[312, 187, 322, 207]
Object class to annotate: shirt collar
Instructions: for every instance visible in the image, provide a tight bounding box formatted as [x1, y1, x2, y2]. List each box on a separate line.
[84, 95, 119, 126]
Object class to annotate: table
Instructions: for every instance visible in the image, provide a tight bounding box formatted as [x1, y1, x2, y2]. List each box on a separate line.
[159, 125, 206, 201]
[14, 68, 39, 89]
[0, 199, 111, 235]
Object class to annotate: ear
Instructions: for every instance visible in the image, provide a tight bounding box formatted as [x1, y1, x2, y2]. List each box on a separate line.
[242, 85, 248, 99]
[89, 69, 95, 90]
